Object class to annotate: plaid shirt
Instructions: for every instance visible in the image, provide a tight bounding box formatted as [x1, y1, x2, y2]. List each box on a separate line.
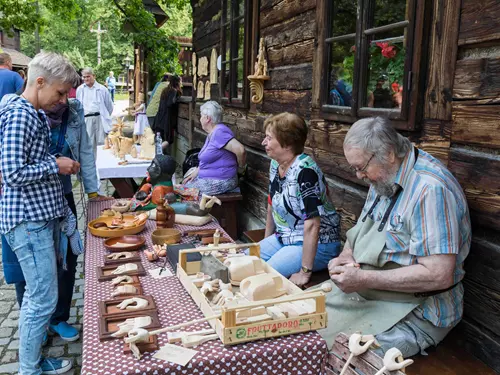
[0, 94, 65, 234]
[361, 148, 471, 327]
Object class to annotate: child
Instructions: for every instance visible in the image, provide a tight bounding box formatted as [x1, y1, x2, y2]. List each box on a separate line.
[132, 93, 149, 144]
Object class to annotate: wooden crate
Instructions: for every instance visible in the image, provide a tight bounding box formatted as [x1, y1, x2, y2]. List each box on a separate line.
[177, 242, 328, 345]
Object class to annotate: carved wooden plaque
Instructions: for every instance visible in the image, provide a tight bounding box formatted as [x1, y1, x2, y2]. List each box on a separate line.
[197, 80, 205, 99]
[210, 48, 218, 82]
[204, 80, 211, 100]
[198, 56, 208, 76]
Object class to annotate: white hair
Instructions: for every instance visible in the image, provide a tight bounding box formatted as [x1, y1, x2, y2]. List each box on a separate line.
[200, 101, 223, 124]
[81, 67, 95, 76]
[344, 117, 411, 164]
[27, 52, 79, 86]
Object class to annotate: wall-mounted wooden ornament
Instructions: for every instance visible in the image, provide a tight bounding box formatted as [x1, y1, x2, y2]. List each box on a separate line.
[247, 38, 270, 104]
[204, 81, 211, 100]
[198, 56, 209, 77]
[197, 80, 205, 99]
[210, 49, 218, 83]
[193, 66, 197, 88]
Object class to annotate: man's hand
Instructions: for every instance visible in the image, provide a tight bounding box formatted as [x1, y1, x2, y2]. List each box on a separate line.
[56, 157, 80, 175]
[289, 270, 311, 287]
[329, 265, 364, 294]
[328, 252, 358, 270]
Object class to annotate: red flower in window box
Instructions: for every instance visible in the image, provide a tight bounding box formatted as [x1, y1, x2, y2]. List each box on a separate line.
[391, 82, 400, 93]
[376, 42, 396, 59]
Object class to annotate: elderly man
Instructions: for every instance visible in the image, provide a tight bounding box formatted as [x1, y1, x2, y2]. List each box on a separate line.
[0, 52, 80, 375]
[325, 117, 470, 357]
[76, 67, 113, 159]
[0, 52, 24, 100]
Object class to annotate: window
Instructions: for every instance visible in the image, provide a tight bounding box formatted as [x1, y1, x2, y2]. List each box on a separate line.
[322, 0, 424, 127]
[221, 0, 251, 106]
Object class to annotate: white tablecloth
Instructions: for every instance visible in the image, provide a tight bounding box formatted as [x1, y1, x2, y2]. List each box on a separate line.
[96, 145, 150, 179]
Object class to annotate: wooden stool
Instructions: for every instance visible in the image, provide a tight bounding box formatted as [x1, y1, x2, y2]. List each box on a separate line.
[209, 192, 243, 240]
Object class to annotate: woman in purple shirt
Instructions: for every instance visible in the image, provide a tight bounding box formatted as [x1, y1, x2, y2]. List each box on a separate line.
[183, 101, 246, 195]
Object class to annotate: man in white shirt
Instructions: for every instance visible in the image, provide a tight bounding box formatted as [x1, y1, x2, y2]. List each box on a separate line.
[76, 67, 113, 159]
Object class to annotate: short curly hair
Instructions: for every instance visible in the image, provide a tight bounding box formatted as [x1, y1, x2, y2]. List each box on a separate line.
[263, 113, 308, 155]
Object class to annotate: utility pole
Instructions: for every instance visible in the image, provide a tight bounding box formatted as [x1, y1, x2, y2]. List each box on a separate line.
[90, 21, 107, 65]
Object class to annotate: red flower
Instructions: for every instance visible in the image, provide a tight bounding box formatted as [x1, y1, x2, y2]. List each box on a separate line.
[350, 45, 356, 53]
[376, 42, 396, 59]
[391, 82, 400, 93]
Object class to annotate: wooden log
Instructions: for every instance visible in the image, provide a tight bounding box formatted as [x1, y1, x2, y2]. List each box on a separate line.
[311, 0, 327, 110]
[192, 128, 206, 148]
[261, 10, 315, 48]
[267, 64, 313, 91]
[454, 57, 500, 99]
[261, 90, 311, 117]
[421, 119, 452, 139]
[424, 0, 461, 120]
[240, 180, 268, 221]
[455, 319, 500, 373]
[192, 0, 221, 24]
[260, 0, 316, 29]
[459, 1, 500, 46]
[306, 121, 348, 154]
[325, 176, 367, 237]
[194, 30, 220, 53]
[267, 39, 314, 67]
[193, 17, 221, 43]
[465, 234, 500, 294]
[415, 138, 450, 166]
[463, 278, 500, 337]
[451, 103, 500, 149]
[245, 148, 271, 191]
[235, 128, 266, 151]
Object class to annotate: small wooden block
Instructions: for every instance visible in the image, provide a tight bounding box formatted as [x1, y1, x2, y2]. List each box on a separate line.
[99, 295, 156, 317]
[123, 334, 159, 354]
[97, 262, 146, 281]
[104, 254, 142, 265]
[183, 229, 217, 237]
[99, 310, 161, 341]
[201, 236, 231, 245]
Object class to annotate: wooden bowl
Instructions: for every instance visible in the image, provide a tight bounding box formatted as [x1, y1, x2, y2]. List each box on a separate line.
[103, 235, 146, 252]
[88, 214, 146, 238]
[151, 228, 181, 245]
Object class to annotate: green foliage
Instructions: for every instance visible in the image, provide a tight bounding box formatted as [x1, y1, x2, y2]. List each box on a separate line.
[366, 43, 405, 93]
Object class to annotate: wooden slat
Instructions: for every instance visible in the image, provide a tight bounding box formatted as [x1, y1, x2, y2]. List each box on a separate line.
[192, 0, 221, 24]
[267, 64, 313, 91]
[192, 128, 206, 148]
[454, 58, 500, 99]
[267, 39, 314, 67]
[424, 0, 461, 120]
[236, 128, 266, 150]
[261, 9, 315, 48]
[194, 30, 220, 53]
[415, 137, 450, 166]
[458, 1, 500, 46]
[177, 117, 190, 140]
[261, 90, 311, 117]
[451, 103, 500, 149]
[311, 0, 326, 110]
[245, 148, 271, 191]
[260, 0, 316, 29]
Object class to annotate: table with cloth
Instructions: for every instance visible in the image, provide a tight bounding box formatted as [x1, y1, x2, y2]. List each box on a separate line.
[81, 200, 328, 375]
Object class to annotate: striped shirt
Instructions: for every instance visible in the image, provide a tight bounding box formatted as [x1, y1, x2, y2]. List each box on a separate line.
[360, 147, 471, 327]
[0, 94, 65, 234]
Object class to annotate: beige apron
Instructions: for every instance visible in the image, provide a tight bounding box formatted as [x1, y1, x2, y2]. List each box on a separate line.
[317, 187, 425, 349]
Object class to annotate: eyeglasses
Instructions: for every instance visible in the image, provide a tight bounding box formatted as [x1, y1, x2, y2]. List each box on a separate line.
[350, 154, 375, 174]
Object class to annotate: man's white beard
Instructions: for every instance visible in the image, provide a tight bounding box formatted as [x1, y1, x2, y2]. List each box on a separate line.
[364, 168, 398, 197]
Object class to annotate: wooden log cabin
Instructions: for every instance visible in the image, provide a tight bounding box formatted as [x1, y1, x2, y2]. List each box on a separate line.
[173, 0, 500, 372]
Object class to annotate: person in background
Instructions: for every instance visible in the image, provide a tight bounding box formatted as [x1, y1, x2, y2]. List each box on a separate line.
[0, 51, 80, 375]
[182, 101, 246, 195]
[132, 93, 149, 144]
[152, 75, 182, 154]
[259, 112, 341, 286]
[105, 71, 116, 102]
[7, 96, 100, 346]
[0, 52, 24, 101]
[146, 73, 170, 126]
[18, 69, 26, 81]
[76, 67, 113, 160]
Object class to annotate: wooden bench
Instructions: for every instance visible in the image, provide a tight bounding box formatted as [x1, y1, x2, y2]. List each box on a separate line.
[209, 192, 243, 240]
[326, 331, 496, 375]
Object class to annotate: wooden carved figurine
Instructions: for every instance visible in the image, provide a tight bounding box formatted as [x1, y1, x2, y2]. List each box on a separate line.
[155, 197, 175, 229]
[247, 38, 270, 104]
[139, 127, 155, 160]
[204, 80, 211, 100]
[210, 48, 218, 82]
[119, 137, 134, 159]
[197, 80, 205, 99]
[198, 56, 208, 76]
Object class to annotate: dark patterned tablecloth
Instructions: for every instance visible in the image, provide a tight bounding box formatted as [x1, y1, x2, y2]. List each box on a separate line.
[81, 200, 328, 375]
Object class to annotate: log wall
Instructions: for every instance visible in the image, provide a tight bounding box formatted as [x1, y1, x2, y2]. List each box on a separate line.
[180, 0, 500, 371]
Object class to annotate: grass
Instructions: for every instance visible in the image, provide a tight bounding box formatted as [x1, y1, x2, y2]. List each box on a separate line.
[114, 92, 129, 101]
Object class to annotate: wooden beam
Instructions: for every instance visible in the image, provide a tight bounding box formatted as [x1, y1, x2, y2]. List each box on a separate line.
[454, 57, 500, 99]
[260, 0, 316, 29]
[424, 0, 461, 120]
[451, 103, 500, 149]
[267, 64, 313, 90]
[267, 39, 314, 67]
[458, 1, 500, 46]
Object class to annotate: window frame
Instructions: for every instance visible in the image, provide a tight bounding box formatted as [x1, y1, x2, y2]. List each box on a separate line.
[319, 0, 427, 130]
[220, 0, 253, 108]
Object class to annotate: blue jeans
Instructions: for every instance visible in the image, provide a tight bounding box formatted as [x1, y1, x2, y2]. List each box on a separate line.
[259, 234, 341, 278]
[108, 88, 115, 102]
[6, 220, 58, 375]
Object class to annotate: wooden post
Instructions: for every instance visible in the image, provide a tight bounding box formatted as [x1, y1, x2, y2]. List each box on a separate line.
[249, 245, 260, 257]
[221, 309, 236, 328]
